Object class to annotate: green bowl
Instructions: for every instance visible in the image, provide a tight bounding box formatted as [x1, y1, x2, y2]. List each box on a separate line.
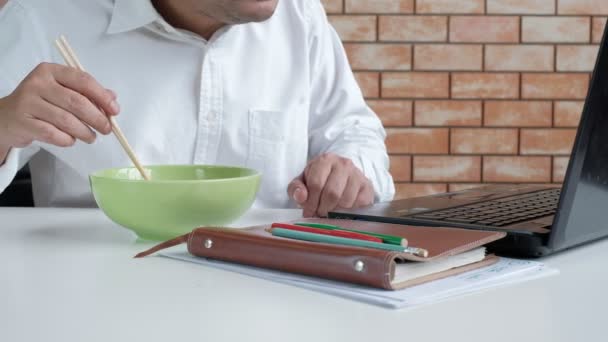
[90, 165, 261, 241]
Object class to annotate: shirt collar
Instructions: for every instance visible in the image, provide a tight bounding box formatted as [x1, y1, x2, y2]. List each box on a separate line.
[106, 0, 160, 34]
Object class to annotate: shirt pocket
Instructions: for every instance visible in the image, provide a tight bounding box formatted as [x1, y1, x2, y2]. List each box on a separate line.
[247, 109, 288, 172]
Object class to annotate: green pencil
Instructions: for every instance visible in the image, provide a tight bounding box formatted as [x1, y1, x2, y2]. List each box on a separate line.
[272, 228, 428, 257]
[294, 222, 408, 247]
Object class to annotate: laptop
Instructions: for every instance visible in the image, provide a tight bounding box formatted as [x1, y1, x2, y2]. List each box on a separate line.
[329, 23, 608, 258]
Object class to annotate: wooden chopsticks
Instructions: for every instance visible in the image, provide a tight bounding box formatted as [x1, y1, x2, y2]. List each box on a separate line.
[54, 35, 150, 180]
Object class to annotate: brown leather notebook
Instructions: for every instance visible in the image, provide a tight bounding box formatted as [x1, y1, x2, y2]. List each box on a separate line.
[136, 218, 506, 290]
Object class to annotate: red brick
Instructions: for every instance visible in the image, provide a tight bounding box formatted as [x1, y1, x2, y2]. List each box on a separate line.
[487, 0, 555, 14]
[483, 156, 552, 182]
[379, 16, 448, 42]
[382, 72, 450, 98]
[558, 0, 608, 15]
[593, 17, 607, 44]
[385, 128, 449, 153]
[485, 45, 554, 72]
[556, 45, 600, 72]
[394, 183, 447, 199]
[448, 183, 487, 192]
[553, 157, 570, 183]
[368, 100, 413, 126]
[321, 0, 343, 13]
[522, 73, 590, 99]
[451, 128, 519, 154]
[413, 156, 481, 182]
[520, 129, 577, 155]
[484, 101, 553, 127]
[522, 17, 590, 43]
[452, 73, 520, 99]
[415, 100, 482, 126]
[354, 72, 380, 98]
[390, 156, 412, 182]
[345, 44, 411, 70]
[329, 15, 376, 41]
[345, 0, 414, 13]
[414, 44, 482, 71]
[416, 0, 484, 14]
[554, 101, 584, 127]
[450, 16, 520, 43]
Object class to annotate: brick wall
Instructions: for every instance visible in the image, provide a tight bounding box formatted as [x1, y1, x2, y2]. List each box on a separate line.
[322, 0, 605, 199]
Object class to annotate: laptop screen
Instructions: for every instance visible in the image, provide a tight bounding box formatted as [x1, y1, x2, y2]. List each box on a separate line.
[550, 21, 608, 250]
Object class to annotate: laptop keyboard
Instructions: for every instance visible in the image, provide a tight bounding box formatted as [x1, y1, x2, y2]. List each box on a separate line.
[410, 188, 560, 227]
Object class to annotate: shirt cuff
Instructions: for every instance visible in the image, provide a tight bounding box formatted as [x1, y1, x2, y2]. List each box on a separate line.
[0, 148, 21, 193]
[0, 145, 39, 194]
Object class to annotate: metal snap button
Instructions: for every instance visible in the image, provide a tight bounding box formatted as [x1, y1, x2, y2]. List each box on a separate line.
[354, 260, 365, 272]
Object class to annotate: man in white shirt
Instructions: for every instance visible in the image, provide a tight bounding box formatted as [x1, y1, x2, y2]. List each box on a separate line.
[0, 0, 394, 217]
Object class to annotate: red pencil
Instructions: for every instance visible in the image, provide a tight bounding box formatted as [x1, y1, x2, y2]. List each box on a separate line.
[270, 223, 383, 243]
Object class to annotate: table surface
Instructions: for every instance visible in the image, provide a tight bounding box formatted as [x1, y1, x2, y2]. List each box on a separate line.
[1, 207, 606, 342]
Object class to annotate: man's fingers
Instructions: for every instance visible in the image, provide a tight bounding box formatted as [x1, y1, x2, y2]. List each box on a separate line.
[302, 160, 332, 217]
[25, 117, 76, 147]
[317, 166, 349, 217]
[294, 187, 308, 205]
[106, 89, 117, 103]
[287, 175, 304, 198]
[35, 97, 97, 144]
[287, 176, 308, 205]
[337, 176, 361, 209]
[98, 89, 120, 116]
[0, 63, 115, 150]
[354, 181, 375, 208]
[42, 82, 112, 135]
[49, 63, 120, 116]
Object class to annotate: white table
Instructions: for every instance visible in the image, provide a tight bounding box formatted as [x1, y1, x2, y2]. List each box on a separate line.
[1, 208, 606, 342]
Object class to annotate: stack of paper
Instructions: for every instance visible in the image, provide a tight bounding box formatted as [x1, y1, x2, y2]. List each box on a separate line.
[161, 248, 558, 309]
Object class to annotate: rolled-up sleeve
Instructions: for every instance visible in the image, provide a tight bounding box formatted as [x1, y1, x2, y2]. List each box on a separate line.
[305, 0, 395, 202]
[0, 1, 43, 194]
[0, 146, 40, 194]
[0, 78, 40, 194]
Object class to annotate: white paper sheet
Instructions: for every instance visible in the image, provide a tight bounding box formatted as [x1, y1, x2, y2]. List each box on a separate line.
[160, 247, 558, 309]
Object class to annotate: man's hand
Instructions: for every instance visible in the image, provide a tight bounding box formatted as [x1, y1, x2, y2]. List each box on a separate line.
[0, 63, 119, 152]
[287, 153, 374, 217]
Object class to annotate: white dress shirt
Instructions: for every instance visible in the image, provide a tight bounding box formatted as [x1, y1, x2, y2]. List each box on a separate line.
[0, 0, 394, 208]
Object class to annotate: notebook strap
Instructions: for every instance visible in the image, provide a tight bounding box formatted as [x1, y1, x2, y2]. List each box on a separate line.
[134, 233, 190, 258]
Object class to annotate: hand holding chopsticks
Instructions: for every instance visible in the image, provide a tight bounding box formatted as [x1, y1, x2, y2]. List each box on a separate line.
[54, 35, 150, 181]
